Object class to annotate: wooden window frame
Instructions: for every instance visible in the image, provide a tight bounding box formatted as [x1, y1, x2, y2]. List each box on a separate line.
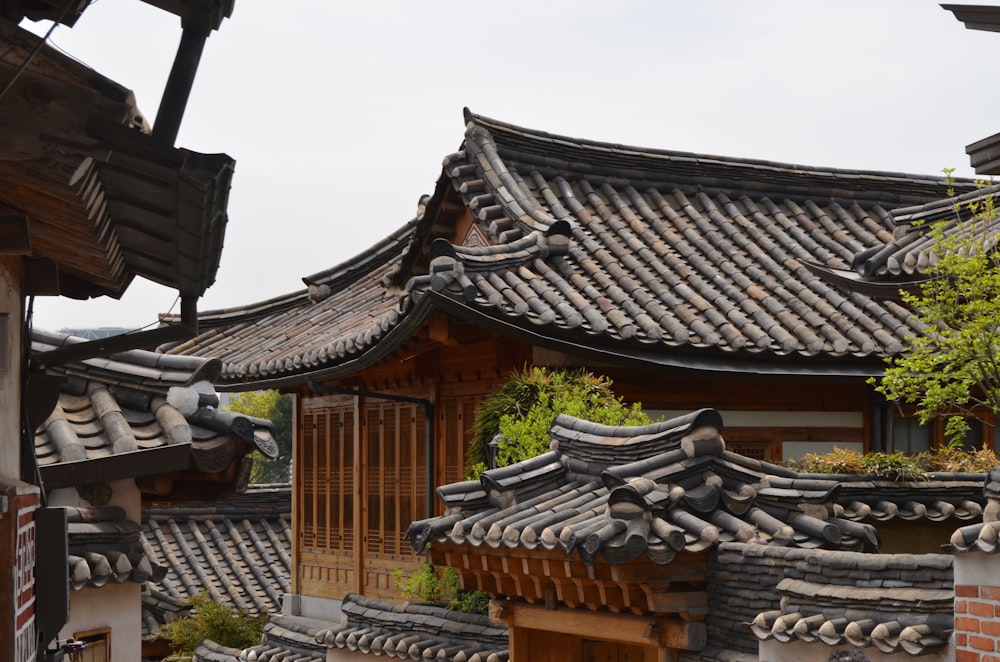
[723, 426, 865, 463]
[74, 628, 111, 662]
[890, 408, 997, 452]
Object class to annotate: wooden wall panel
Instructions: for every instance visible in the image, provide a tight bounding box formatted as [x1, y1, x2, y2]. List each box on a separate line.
[298, 405, 354, 555]
[364, 401, 426, 563]
[603, 367, 870, 414]
[298, 551, 354, 600]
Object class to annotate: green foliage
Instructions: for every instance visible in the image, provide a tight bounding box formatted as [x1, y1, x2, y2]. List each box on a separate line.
[872, 173, 1000, 444]
[391, 562, 488, 614]
[228, 390, 292, 483]
[156, 592, 267, 661]
[791, 445, 1000, 478]
[465, 367, 651, 478]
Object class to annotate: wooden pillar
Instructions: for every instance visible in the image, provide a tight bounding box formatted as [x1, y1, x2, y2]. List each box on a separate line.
[290, 394, 299, 595]
[352, 393, 363, 596]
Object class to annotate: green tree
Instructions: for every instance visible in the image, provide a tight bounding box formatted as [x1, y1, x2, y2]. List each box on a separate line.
[229, 390, 292, 483]
[156, 592, 266, 661]
[465, 366, 652, 478]
[873, 178, 1000, 443]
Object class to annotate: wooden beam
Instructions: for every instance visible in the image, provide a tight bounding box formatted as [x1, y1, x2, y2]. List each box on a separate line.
[290, 394, 300, 594]
[0, 215, 30, 254]
[640, 587, 709, 618]
[607, 555, 707, 584]
[40, 442, 191, 489]
[352, 393, 363, 595]
[23, 257, 59, 296]
[507, 602, 707, 652]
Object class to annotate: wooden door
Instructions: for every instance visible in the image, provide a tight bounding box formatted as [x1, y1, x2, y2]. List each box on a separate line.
[362, 401, 427, 596]
[298, 404, 355, 598]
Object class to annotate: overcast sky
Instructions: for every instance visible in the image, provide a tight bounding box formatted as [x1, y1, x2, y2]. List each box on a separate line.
[28, 0, 1000, 331]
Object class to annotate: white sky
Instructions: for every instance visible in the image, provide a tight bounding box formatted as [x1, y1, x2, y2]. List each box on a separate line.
[28, 0, 1000, 331]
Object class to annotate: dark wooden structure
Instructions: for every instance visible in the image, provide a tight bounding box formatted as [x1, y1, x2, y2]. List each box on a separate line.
[0, 1, 237, 657]
[171, 111, 981, 609]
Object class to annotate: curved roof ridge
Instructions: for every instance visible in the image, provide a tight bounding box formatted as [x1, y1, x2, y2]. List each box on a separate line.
[466, 108, 967, 192]
[890, 182, 1000, 225]
[423, 222, 574, 302]
[463, 118, 560, 232]
[305, 217, 416, 288]
[812, 185, 1000, 296]
[182, 219, 416, 331]
[551, 408, 724, 440]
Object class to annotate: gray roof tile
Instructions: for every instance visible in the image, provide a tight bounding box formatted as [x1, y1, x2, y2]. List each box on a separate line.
[411, 410, 989, 564]
[196, 596, 507, 662]
[141, 484, 291, 638]
[65, 506, 161, 590]
[171, 112, 974, 387]
[32, 330, 277, 497]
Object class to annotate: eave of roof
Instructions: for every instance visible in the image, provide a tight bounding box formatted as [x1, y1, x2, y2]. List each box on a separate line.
[173, 111, 975, 386]
[816, 184, 1000, 299]
[743, 545, 953, 656]
[410, 409, 989, 567]
[32, 330, 275, 499]
[42, 443, 191, 490]
[0, 23, 233, 300]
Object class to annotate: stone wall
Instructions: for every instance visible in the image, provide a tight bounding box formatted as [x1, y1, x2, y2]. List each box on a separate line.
[711, 543, 954, 660]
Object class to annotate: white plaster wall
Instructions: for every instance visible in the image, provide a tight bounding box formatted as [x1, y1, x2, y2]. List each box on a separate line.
[953, 550, 996, 586]
[285, 593, 345, 624]
[758, 639, 953, 662]
[0, 257, 21, 479]
[58, 582, 142, 660]
[52, 479, 144, 659]
[646, 409, 863, 428]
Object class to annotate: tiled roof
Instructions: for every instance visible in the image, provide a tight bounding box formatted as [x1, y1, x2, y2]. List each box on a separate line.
[811, 184, 1000, 297]
[169, 111, 973, 387]
[747, 547, 953, 656]
[1, 24, 232, 299]
[141, 484, 292, 637]
[197, 595, 509, 662]
[948, 467, 1000, 553]
[194, 616, 326, 662]
[32, 330, 278, 498]
[315, 594, 508, 662]
[408, 410, 988, 564]
[167, 221, 416, 388]
[66, 505, 164, 590]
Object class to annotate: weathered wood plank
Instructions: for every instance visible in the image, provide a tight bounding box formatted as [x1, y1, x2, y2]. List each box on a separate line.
[508, 602, 707, 652]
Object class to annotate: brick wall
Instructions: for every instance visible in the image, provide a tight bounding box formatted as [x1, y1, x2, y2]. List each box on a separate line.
[954, 553, 1000, 662]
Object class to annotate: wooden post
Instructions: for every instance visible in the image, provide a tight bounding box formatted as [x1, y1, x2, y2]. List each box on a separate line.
[352, 393, 363, 595]
[290, 394, 300, 595]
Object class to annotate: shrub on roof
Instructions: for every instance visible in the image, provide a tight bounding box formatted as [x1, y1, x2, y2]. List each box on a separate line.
[789, 445, 999, 478]
[156, 592, 267, 661]
[464, 366, 651, 479]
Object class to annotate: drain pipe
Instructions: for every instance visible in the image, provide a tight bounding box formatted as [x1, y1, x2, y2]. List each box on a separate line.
[308, 381, 436, 519]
